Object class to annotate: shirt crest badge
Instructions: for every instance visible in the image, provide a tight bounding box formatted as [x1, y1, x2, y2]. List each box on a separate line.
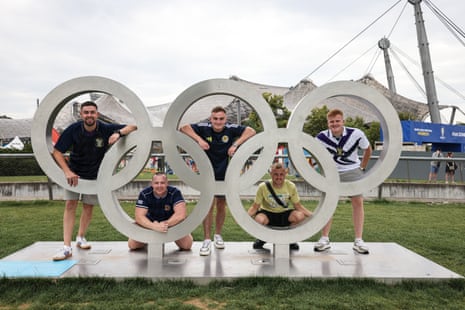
[95, 137, 104, 148]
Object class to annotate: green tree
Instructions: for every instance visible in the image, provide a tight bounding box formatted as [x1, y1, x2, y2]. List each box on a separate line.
[398, 111, 417, 121]
[345, 116, 365, 129]
[365, 121, 381, 148]
[303, 105, 329, 136]
[244, 92, 291, 132]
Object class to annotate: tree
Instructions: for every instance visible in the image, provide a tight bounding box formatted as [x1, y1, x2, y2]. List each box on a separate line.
[244, 92, 291, 132]
[365, 122, 381, 148]
[303, 105, 329, 136]
[398, 111, 417, 121]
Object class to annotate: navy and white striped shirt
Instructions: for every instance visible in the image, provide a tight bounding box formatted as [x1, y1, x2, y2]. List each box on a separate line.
[316, 126, 370, 172]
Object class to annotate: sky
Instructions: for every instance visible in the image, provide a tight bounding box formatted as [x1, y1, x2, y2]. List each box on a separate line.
[1, 0, 464, 120]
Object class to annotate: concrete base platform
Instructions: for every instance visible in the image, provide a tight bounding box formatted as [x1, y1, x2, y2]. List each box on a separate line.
[2, 241, 462, 284]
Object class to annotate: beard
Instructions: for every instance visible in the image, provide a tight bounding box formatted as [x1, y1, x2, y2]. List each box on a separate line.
[84, 117, 96, 127]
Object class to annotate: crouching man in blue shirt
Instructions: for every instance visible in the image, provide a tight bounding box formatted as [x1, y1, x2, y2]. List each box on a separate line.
[128, 172, 193, 251]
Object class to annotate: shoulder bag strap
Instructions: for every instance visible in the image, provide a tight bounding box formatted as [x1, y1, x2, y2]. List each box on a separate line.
[265, 181, 288, 208]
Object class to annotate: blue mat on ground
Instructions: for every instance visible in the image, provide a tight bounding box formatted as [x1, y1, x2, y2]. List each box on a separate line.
[0, 260, 77, 277]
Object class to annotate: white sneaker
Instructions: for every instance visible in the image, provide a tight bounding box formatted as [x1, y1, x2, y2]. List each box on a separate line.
[314, 237, 331, 252]
[353, 239, 369, 254]
[53, 246, 72, 261]
[214, 234, 225, 249]
[199, 239, 211, 256]
[76, 236, 91, 250]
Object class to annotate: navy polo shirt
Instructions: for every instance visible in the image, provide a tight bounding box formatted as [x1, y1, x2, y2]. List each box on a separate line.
[54, 120, 124, 180]
[136, 185, 185, 222]
[191, 122, 246, 180]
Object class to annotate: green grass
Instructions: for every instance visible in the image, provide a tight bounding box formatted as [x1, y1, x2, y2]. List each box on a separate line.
[0, 171, 178, 182]
[0, 173, 456, 184]
[0, 199, 464, 309]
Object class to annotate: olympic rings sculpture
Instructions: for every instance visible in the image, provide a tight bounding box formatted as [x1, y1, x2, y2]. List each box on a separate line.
[32, 76, 402, 257]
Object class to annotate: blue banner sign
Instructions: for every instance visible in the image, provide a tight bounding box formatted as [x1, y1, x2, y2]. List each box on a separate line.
[400, 121, 465, 152]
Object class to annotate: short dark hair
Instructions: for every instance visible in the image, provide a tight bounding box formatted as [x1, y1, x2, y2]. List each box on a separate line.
[211, 106, 226, 114]
[80, 101, 98, 110]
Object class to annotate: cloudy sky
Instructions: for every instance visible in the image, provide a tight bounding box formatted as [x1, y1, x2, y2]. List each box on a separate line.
[1, 0, 464, 120]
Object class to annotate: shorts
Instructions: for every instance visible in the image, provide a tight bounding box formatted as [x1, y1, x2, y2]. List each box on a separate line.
[257, 209, 293, 227]
[64, 189, 98, 205]
[339, 167, 364, 182]
[339, 168, 364, 197]
[430, 165, 439, 174]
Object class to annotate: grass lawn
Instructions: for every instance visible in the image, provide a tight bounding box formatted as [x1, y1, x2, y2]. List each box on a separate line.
[0, 199, 464, 309]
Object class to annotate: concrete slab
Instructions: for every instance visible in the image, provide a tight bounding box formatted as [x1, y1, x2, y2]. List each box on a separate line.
[2, 242, 462, 284]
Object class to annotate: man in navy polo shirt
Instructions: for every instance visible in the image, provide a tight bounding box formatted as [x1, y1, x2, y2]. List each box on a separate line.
[180, 106, 256, 256]
[128, 172, 193, 251]
[52, 101, 137, 261]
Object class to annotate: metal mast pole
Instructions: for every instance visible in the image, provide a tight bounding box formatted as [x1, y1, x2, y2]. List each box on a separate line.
[408, 0, 441, 123]
[378, 37, 397, 94]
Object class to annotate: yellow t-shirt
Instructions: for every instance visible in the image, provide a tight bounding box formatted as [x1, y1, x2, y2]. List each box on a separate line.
[254, 179, 300, 213]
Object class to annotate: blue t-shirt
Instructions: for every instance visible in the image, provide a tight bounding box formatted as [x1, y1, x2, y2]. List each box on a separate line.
[191, 122, 246, 180]
[54, 120, 124, 179]
[136, 185, 185, 222]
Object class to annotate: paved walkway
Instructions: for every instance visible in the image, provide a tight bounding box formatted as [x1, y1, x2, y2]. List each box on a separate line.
[1, 241, 462, 284]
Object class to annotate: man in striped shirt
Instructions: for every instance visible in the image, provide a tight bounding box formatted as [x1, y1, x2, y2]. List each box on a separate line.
[314, 108, 372, 254]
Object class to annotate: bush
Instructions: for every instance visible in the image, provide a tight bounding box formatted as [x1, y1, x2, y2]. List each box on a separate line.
[0, 145, 45, 176]
[0, 157, 44, 176]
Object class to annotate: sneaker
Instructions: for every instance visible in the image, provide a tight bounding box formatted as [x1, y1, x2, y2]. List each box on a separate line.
[214, 234, 225, 249]
[253, 239, 266, 249]
[53, 246, 72, 261]
[76, 236, 91, 250]
[290, 243, 300, 251]
[353, 239, 369, 254]
[314, 237, 331, 252]
[199, 239, 211, 256]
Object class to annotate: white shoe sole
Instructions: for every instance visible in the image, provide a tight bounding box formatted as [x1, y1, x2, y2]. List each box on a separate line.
[52, 253, 72, 261]
[214, 243, 225, 249]
[77, 243, 92, 250]
[199, 250, 211, 256]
